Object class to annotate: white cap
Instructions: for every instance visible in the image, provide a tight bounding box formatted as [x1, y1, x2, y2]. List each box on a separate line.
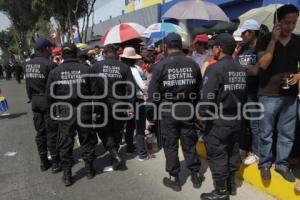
[235, 19, 260, 36]
[233, 29, 243, 42]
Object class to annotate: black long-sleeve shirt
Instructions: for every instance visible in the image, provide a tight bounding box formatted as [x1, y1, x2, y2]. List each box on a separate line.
[148, 51, 202, 103]
[46, 58, 91, 105]
[24, 53, 56, 99]
[147, 51, 202, 120]
[198, 55, 247, 137]
[90, 55, 134, 105]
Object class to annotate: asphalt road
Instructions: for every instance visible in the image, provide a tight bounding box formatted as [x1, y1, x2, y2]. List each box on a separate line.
[0, 79, 275, 200]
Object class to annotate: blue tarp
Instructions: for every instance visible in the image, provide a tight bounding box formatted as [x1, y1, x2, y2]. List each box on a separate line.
[161, 0, 300, 20]
[263, 0, 300, 8]
[161, 0, 263, 20]
[161, 0, 264, 29]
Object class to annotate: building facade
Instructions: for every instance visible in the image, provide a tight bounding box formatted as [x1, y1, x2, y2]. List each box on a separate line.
[88, 0, 300, 41]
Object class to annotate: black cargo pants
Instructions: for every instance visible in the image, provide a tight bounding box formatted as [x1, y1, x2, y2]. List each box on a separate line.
[203, 120, 241, 181]
[160, 112, 201, 176]
[57, 104, 96, 169]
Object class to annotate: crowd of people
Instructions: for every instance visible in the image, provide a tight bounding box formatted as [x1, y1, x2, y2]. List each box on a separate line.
[3, 3, 298, 200]
[0, 60, 24, 83]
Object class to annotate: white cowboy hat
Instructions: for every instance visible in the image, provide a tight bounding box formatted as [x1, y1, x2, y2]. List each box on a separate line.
[120, 47, 142, 59]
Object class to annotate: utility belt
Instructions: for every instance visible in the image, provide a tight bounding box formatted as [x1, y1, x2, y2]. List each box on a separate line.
[55, 99, 90, 107]
[32, 93, 45, 96]
[31, 93, 48, 113]
[51, 100, 92, 118]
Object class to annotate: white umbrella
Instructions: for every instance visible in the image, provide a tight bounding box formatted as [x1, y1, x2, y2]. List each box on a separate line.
[239, 4, 300, 33]
[100, 23, 146, 46]
[162, 0, 230, 22]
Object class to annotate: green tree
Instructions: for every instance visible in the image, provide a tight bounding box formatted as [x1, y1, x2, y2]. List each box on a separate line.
[33, 0, 89, 43]
[0, 0, 42, 53]
[0, 0, 96, 51]
[81, 0, 96, 43]
[0, 27, 18, 60]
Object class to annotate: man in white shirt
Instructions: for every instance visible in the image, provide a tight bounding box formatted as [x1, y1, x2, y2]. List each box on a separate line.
[192, 34, 209, 69]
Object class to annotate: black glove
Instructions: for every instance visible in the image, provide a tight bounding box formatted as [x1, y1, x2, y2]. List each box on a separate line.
[196, 119, 206, 133]
[195, 119, 206, 142]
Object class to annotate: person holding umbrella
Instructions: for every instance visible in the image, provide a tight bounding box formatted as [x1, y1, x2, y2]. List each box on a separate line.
[256, 4, 300, 182]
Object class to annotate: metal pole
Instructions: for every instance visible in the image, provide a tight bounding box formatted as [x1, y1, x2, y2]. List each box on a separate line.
[275, 0, 278, 23]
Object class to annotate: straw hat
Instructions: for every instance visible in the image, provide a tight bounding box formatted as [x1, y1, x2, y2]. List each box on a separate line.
[295, 182, 300, 192]
[120, 47, 141, 59]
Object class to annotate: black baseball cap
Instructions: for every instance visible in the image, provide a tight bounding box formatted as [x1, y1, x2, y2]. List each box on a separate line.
[165, 32, 182, 49]
[147, 45, 155, 51]
[62, 43, 78, 58]
[35, 37, 55, 50]
[210, 33, 236, 49]
[103, 44, 117, 53]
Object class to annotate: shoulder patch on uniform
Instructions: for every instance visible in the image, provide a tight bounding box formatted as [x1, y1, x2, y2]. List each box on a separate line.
[203, 76, 208, 86]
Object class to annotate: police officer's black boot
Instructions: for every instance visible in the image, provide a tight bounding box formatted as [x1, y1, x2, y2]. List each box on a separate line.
[109, 148, 123, 170]
[163, 174, 181, 192]
[227, 173, 237, 195]
[191, 170, 203, 189]
[200, 180, 229, 200]
[51, 155, 62, 174]
[85, 161, 96, 179]
[62, 168, 73, 187]
[39, 153, 52, 172]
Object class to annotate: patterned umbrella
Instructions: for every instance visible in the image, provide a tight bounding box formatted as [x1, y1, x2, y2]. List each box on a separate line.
[142, 22, 187, 38]
[100, 23, 146, 46]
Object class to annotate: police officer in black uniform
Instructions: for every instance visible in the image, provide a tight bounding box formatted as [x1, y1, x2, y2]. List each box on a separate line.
[198, 33, 247, 200]
[46, 44, 96, 186]
[24, 37, 61, 173]
[90, 44, 134, 170]
[147, 33, 203, 192]
[14, 61, 23, 84]
[0, 63, 4, 79]
[4, 60, 12, 80]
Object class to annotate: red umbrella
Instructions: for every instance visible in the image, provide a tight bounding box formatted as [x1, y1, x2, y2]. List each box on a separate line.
[100, 23, 146, 46]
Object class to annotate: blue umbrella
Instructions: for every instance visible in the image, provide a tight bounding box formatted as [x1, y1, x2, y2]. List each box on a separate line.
[142, 22, 187, 41]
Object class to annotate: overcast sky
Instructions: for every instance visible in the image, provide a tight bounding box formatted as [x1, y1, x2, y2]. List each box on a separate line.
[0, 0, 125, 31]
[79, 0, 125, 27]
[0, 12, 11, 31]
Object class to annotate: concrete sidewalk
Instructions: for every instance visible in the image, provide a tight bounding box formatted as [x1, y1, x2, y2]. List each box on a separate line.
[0, 80, 275, 200]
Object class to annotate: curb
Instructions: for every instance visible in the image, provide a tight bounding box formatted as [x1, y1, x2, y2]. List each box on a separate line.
[196, 142, 300, 200]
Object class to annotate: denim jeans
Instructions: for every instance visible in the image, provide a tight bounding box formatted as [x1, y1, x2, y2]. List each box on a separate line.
[290, 99, 300, 158]
[258, 96, 297, 171]
[239, 94, 260, 156]
[248, 94, 260, 156]
[135, 102, 147, 159]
